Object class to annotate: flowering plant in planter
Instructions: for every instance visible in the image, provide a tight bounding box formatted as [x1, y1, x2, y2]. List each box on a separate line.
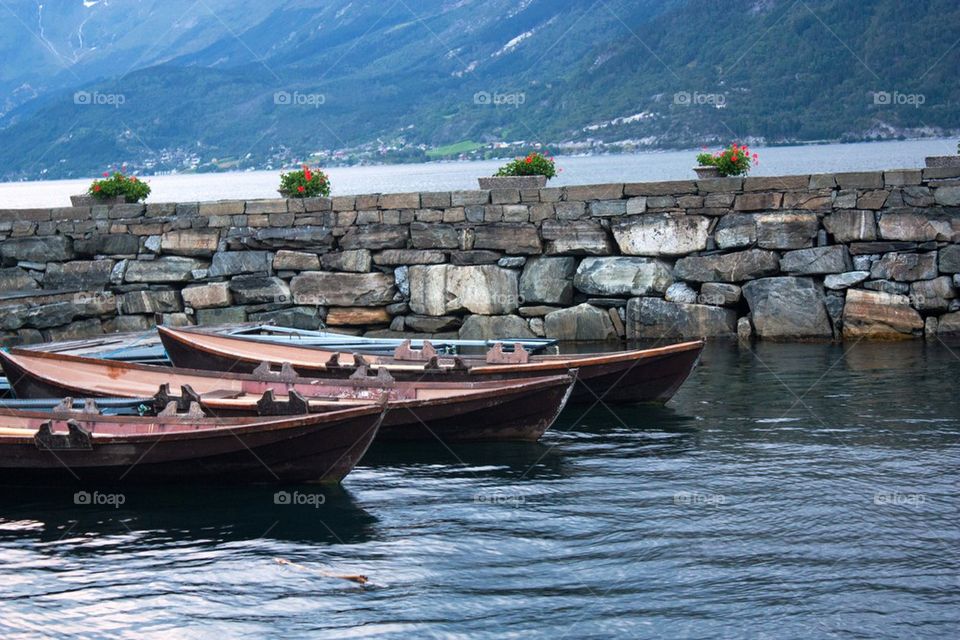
[696, 143, 758, 177]
[495, 152, 557, 179]
[88, 170, 151, 202]
[279, 164, 331, 198]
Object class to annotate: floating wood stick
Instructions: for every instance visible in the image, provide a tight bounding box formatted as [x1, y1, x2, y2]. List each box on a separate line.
[274, 557, 368, 584]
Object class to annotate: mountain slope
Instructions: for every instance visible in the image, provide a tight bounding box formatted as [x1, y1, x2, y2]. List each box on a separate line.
[0, 0, 957, 180]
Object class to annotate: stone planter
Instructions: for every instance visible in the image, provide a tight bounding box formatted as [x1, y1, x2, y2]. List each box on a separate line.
[693, 166, 720, 179]
[70, 194, 126, 207]
[478, 175, 548, 190]
[925, 155, 960, 168]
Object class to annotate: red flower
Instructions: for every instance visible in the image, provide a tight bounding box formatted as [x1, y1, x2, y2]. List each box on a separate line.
[753, 153, 758, 159]
[303, 164, 312, 182]
[525, 157, 532, 164]
[297, 185, 305, 193]
[93, 184, 101, 192]
[102, 171, 109, 177]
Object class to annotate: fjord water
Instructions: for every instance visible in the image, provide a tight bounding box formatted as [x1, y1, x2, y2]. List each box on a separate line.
[1, 341, 957, 638]
[0, 138, 954, 208]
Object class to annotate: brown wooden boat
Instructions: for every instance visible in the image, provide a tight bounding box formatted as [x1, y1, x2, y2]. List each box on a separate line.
[157, 326, 704, 404]
[0, 403, 384, 485]
[0, 349, 575, 442]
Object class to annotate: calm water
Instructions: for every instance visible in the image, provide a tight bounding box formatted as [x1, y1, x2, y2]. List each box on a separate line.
[1, 341, 957, 638]
[0, 138, 955, 208]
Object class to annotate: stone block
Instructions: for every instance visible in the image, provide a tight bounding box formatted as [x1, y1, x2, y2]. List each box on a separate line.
[519, 257, 577, 305]
[842, 289, 923, 339]
[574, 256, 673, 296]
[326, 307, 391, 326]
[182, 282, 231, 309]
[229, 275, 291, 305]
[410, 222, 458, 249]
[674, 249, 780, 283]
[125, 257, 205, 282]
[245, 199, 288, 214]
[612, 213, 710, 256]
[122, 290, 181, 314]
[378, 193, 421, 209]
[835, 171, 883, 189]
[742, 277, 833, 339]
[208, 251, 271, 277]
[734, 192, 783, 211]
[544, 304, 618, 341]
[160, 229, 220, 257]
[870, 252, 938, 282]
[823, 210, 877, 242]
[273, 250, 321, 271]
[884, 170, 922, 186]
[779, 246, 852, 275]
[320, 249, 372, 273]
[564, 184, 623, 201]
[373, 250, 446, 265]
[755, 212, 819, 249]
[459, 314, 535, 340]
[473, 223, 542, 254]
[408, 265, 518, 315]
[626, 297, 736, 339]
[290, 271, 396, 307]
[624, 180, 696, 196]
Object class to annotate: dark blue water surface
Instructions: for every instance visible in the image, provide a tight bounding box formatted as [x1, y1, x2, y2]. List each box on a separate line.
[1, 342, 958, 639]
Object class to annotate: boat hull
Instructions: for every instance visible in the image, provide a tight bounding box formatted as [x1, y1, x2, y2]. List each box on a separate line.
[158, 327, 704, 405]
[0, 407, 384, 486]
[0, 350, 575, 442]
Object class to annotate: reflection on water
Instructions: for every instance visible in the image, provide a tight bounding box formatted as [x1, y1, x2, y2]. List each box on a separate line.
[0, 341, 957, 638]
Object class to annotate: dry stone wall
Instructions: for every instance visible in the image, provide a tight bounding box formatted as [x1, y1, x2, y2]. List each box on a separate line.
[2, 167, 960, 345]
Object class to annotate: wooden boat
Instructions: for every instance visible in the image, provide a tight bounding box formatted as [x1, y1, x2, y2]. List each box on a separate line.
[157, 326, 704, 404]
[0, 349, 575, 442]
[0, 403, 384, 485]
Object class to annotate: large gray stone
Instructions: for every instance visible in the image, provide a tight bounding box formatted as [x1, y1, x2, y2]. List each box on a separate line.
[339, 225, 409, 250]
[699, 282, 741, 306]
[44, 260, 114, 288]
[869, 252, 938, 282]
[626, 297, 737, 339]
[824, 271, 870, 290]
[541, 220, 614, 255]
[714, 214, 757, 250]
[664, 282, 698, 304]
[0, 267, 37, 290]
[473, 223, 542, 255]
[409, 265, 518, 316]
[182, 282, 231, 309]
[209, 251, 272, 277]
[544, 304, 618, 341]
[779, 246, 852, 275]
[125, 257, 205, 283]
[937, 244, 960, 273]
[938, 311, 960, 335]
[574, 257, 673, 296]
[410, 223, 458, 249]
[878, 211, 960, 242]
[121, 290, 181, 314]
[520, 257, 576, 305]
[842, 289, 923, 339]
[459, 314, 535, 340]
[290, 271, 396, 307]
[674, 249, 780, 283]
[909, 276, 956, 312]
[1, 236, 74, 262]
[161, 230, 220, 257]
[229, 276, 291, 305]
[823, 210, 877, 242]
[74, 233, 139, 256]
[742, 277, 832, 339]
[612, 213, 711, 256]
[320, 250, 372, 273]
[237, 226, 335, 251]
[755, 212, 819, 249]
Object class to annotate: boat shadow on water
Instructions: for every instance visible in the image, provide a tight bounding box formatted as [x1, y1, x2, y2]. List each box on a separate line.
[0, 484, 379, 546]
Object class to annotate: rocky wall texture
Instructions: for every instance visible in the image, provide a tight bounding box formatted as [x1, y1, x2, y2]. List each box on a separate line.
[2, 167, 960, 345]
